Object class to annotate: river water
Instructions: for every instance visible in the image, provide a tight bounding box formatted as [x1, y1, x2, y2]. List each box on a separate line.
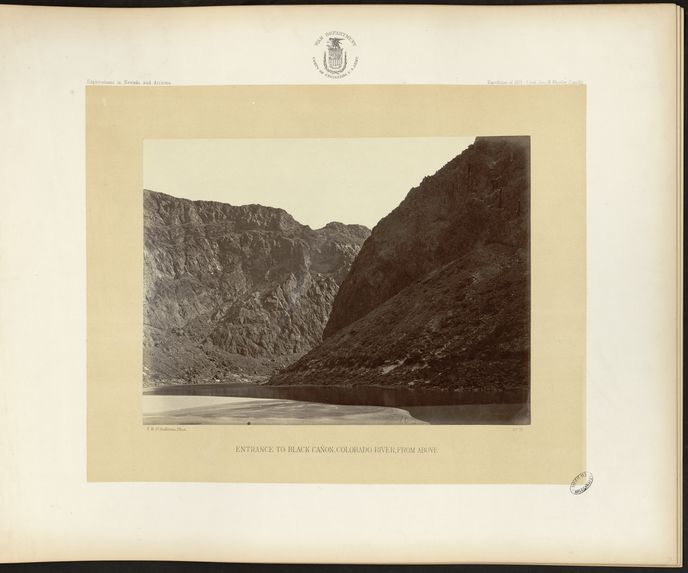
[145, 383, 530, 425]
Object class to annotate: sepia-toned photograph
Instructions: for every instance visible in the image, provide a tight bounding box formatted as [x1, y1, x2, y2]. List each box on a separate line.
[142, 136, 530, 425]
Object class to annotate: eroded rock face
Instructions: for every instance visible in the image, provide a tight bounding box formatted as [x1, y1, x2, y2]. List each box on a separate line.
[143, 190, 370, 386]
[270, 136, 530, 397]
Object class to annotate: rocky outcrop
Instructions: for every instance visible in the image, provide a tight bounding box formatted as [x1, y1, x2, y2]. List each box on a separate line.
[143, 190, 370, 386]
[270, 136, 530, 397]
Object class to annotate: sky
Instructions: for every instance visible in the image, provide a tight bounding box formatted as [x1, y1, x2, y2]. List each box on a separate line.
[144, 137, 475, 230]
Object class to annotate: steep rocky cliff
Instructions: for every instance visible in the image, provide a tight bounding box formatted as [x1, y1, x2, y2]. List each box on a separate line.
[270, 136, 530, 397]
[143, 190, 370, 386]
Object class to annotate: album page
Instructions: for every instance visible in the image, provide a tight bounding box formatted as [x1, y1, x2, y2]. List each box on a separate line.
[0, 3, 682, 566]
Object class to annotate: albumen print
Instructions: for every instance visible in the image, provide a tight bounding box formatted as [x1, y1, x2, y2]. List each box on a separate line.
[142, 136, 531, 425]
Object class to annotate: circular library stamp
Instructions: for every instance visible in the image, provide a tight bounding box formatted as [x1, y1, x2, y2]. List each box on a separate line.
[570, 471, 593, 495]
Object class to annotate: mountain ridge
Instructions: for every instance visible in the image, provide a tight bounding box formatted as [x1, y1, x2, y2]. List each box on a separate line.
[143, 189, 370, 386]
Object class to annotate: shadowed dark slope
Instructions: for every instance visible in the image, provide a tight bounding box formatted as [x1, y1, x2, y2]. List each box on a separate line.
[270, 136, 530, 396]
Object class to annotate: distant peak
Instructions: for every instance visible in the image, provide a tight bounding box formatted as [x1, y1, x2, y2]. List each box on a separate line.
[321, 221, 371, 233]
[324, 221, 346, 230]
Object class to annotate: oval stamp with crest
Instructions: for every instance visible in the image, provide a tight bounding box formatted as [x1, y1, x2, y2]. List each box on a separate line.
[313, 31, 359, 79]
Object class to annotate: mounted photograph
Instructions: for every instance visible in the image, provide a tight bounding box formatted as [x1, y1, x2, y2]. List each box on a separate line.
[142, 136, 531, 425]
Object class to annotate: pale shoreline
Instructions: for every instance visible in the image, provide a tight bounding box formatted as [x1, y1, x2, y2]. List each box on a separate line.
[142, 395, 427, 425]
